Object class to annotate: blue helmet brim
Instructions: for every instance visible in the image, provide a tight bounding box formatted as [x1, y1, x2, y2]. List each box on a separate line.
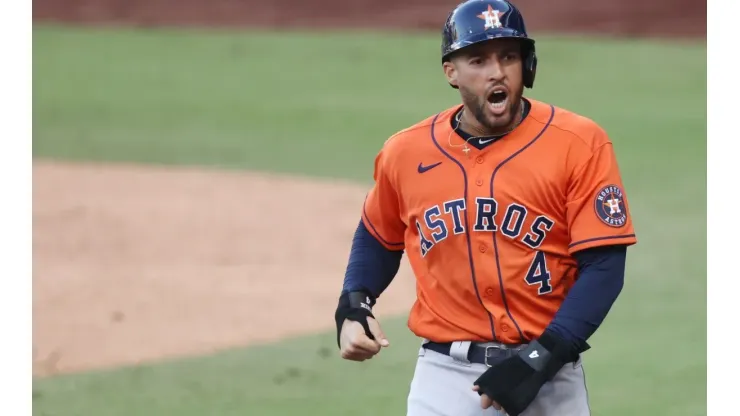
[443, 30, 534, 62]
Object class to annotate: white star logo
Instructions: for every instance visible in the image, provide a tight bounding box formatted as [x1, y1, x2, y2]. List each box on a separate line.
[478, 5, 503, 29]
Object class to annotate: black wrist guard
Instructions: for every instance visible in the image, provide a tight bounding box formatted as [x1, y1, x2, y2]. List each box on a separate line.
[334, 290, 376, 348]
[473, 330, 584, 416]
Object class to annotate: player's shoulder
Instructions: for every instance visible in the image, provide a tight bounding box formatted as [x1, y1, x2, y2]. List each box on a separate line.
[378, 105, 459, 155]
[529, 99, 611, 151]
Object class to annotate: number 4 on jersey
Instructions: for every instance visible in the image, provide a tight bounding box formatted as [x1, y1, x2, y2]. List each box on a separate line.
[525, 251, 552, 295]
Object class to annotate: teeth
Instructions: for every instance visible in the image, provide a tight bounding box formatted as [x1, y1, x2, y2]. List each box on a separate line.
[490, 98, 506, 109]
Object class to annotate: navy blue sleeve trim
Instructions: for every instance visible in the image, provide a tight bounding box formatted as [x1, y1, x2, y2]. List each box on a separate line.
[546, 244, 627, 350]
[569, 234, 636, 249]
[342, 220, 404, 298]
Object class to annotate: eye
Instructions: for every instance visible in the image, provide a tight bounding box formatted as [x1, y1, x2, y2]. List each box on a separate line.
[469, 57, 482, 65]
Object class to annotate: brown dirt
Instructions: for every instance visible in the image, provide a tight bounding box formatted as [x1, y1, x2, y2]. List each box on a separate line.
[32, 0, 705, 38]
[32, 160, 417, 377]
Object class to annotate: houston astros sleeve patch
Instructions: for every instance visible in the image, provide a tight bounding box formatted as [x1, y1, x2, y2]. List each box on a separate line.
[594, 184, 628, 228]
[566, 142, 637, 253]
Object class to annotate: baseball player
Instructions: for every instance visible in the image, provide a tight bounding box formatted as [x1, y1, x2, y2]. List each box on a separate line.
[334, 0, 637, 415]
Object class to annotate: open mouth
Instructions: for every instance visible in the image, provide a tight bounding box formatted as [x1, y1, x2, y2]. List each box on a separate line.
[487, 88, 508, 113]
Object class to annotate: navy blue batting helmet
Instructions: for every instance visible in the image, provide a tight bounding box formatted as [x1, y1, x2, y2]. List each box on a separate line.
[441, 0, 537, 88]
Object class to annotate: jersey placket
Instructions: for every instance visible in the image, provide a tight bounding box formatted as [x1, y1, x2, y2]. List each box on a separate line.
[466, 150, 508, 342]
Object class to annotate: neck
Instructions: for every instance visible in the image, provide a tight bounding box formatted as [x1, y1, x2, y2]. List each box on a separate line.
[459, 99, 524, 137]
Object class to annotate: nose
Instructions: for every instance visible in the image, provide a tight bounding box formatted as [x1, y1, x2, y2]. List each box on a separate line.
[486, 58, 505, 82]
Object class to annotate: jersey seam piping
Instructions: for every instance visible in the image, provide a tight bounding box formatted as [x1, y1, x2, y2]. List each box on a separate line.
[429, 111, 497, 342]
[528, 110, 609, 150]
[569, 234, 636, 249]
[362, 199, 405, 247]
[489, 104, 556, 343]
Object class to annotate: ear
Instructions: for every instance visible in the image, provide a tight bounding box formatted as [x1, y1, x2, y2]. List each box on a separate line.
[443, 61, 459, 89]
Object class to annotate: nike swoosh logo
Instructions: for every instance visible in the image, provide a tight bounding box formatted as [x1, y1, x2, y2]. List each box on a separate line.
[418, 162, 442, 173]
[479, 138, 494, 144]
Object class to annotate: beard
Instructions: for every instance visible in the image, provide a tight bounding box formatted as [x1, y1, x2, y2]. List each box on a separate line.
[459, 84, 523, 136]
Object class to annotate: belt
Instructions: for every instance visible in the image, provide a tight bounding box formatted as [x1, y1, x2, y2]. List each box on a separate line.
[423, 341, 527, 367]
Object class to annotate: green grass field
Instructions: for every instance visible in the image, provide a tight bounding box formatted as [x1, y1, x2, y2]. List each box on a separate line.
[32, 25, 707, 415]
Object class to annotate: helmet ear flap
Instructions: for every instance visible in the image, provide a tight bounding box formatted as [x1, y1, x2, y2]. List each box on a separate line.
[523, 49, 537, 89]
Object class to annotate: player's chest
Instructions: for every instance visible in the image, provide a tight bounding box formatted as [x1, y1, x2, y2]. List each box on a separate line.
[399, 143, 568, 243]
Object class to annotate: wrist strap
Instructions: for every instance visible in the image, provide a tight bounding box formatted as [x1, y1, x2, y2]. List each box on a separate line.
[335, 291, 377, 348]
[347, 291, 375, 311]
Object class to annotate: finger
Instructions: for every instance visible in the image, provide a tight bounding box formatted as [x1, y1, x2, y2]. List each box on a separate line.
[344, 338, 380, 355]
[472, 386, 502, 412]
[340, 349, 373, 361]
[342, 339, 379, 357]
[367, 317, 390, 347]
[479, 393, 493, 409]
[351, 338, 381, 354]
[342, 322, 381, 353]
[340, 340, 379, 360]
[349, 332, 382, 353]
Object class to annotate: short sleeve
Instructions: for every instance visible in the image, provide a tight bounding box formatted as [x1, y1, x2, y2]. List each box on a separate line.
[361, 146, 406, 251]
[566, 138, 637, 254]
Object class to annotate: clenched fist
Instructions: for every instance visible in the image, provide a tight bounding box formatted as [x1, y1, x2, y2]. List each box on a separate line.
[334, 291, 390, 361]
[339, 317, 390, 361]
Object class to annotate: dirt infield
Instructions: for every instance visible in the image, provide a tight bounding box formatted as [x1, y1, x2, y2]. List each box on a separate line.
[33, 0, 705, 38]
[32, 161, 418, 376]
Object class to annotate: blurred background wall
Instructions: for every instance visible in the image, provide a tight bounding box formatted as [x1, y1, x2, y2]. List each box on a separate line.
[34, 0, 706, 38]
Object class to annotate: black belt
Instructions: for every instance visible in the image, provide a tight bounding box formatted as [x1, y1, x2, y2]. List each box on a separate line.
[423, 341, 527, 367]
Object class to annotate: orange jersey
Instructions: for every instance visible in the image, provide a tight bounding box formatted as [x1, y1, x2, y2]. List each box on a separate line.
[362, 99, 637, 344]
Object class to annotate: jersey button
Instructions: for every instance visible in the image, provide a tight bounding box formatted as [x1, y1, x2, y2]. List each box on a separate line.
[502, 324, 510, 332]
[478, 244, 487, 253]
[475, 179, 483, 186]
[476, 156, 484, 164]
[485, 287, 494, 296]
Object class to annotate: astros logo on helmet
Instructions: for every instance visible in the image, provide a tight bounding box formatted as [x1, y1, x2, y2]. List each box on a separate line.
[442, 0, 537, 88]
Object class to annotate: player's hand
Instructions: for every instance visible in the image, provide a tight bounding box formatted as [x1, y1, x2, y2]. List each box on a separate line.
[334, 290, 390, 361]
[472, 385, 505, 412]
[472, 330, 585, 416]
[339, 317, 389, 361]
